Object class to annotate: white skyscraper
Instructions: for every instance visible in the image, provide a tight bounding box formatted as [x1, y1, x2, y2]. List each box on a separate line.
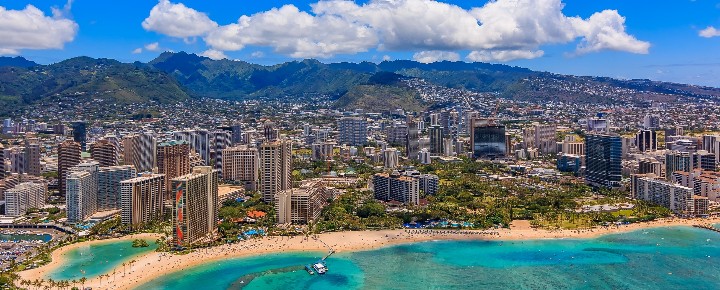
[4, 182, 47, 216]
[66, 162, 100, 223]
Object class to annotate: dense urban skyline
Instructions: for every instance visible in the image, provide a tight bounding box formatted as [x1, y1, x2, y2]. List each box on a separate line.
[2, 0, 720, 86]
[3, 1, 720, 289]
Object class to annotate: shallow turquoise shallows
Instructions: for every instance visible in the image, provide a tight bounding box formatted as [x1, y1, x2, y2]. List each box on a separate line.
[47, 239, 157, 280]
[135, 226, 720, 290]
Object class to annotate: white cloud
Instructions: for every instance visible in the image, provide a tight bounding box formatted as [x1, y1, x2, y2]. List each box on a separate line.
[51, 0, 74, 19]
[412, 51, 460, 63]
[0, 4, 78, 55]
[382, 55, 392, 61]
[144, 42, 161, 51]
[148, 0, 649, 61]
[313, 0, 648, 58]
[250, 51, 264, 58]
[699, 26, 720, 38]
[573, 10, 650, 55]
[200, 49, 227, 60]
[142, 0, 217, 38]
[467, 50, 544, 62]
[205, 5, 378, 58]
[0, 48, 18, 55]
[131, 42, 160, 54]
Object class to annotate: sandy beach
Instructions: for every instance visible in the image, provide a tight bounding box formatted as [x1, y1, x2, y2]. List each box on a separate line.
[18, 217, 720, 290]
[18, 233, 161, 283]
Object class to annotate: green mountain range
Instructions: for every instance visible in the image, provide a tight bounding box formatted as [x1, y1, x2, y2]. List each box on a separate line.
[0, 56, 188, 113]
[1, 52, 719, 116]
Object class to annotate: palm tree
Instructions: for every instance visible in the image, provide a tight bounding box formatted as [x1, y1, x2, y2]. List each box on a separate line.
[122, 262, 127, 276]
[7, 271, 19, 288]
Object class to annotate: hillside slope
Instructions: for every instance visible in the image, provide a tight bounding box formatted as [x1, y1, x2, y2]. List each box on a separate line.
[0, 57, 189, 114]
[2, 52, 720, 116]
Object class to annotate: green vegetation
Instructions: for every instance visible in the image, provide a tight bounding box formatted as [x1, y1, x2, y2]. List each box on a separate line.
[3, 52, 719, 115]
[315, 190, 402, 232]
[40, 171, 58, 179]
[419, 160, 673, 229]
[333, 84, 426, 112]
[223, 158, 675, 234]
[0, 56, 189, 115]
[131, 239, 149, 248]
[155, 236, 170, 252]
[217, 192, 276, 242]
[89, 217, 123, 236]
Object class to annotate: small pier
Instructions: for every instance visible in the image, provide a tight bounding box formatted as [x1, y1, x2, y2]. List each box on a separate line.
[304, 238, 334, 275]
[692, 224, 720, 233]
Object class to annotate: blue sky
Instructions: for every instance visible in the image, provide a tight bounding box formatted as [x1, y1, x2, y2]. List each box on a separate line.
[2, 0, 720, 86]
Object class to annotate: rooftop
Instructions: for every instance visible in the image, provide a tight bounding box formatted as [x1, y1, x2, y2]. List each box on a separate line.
[158, 139, 189, 147]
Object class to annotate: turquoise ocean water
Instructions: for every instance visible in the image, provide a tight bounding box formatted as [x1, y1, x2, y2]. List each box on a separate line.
[135, 226, 720, 290]
[47, 239, 157, 280]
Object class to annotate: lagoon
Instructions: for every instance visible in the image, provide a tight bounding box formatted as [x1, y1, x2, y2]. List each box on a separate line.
[47, 239, 157, 280]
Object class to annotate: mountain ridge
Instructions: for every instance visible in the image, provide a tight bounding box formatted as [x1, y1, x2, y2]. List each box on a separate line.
[0, 52, 719, 116]
[0, 56, 39, 68]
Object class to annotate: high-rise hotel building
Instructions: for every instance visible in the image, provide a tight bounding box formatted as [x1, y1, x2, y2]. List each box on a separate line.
[58, 140, 81, 197]
[157, 140, 191, 198]
[122, 132, 156, 173]
[221, 146, 259, 190]
[338, 117, 367, 146]
[259, 140, 292, 203]
[275, 181, 332, 224]
[406, 117, 420, 160]
[172, 166, 219, 247]
[585, 133, 622, 189]
[121, 173, 165, 227]
[4, 182, 47, 216]
[91, 139, 121, 167]
[172, 130, 231, 173]
[66, 162, 99, 223]
[23, 138, 41, 176]
[97, 165, 136, 211]
[372, 171, 420, 205]
[470, 119, 509, 159]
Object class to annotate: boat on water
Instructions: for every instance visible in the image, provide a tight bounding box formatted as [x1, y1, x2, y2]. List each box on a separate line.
[312, 261, 328, 274]
[304, 264, 315, 275]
